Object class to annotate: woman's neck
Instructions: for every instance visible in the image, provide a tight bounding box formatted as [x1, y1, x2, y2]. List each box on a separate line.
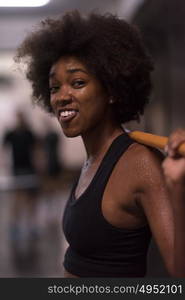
[81, 122, 124, 165]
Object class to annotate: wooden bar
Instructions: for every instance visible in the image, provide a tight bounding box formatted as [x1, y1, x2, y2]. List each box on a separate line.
[128, 130, 185, 156]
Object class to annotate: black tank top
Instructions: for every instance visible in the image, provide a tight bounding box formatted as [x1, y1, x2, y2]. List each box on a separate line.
[63, 133, 151, 277]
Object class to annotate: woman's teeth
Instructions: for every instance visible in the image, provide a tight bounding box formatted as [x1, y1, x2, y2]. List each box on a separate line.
[60, 110, 76, 117]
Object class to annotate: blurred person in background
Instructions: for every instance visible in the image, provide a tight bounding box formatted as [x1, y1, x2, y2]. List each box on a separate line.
[41, 120, 63, 226]
[3, 110, 41, 270]
[42, 121, 62, 192]
[162, 129, 185, 276]
[15, 11, 185, 277]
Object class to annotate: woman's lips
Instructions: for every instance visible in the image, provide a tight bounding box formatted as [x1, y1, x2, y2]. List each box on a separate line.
[58, 109, 78, 123]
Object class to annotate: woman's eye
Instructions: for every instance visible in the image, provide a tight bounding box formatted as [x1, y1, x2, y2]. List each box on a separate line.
[72, 80, 85, 88]
[49, 86, 59, 94]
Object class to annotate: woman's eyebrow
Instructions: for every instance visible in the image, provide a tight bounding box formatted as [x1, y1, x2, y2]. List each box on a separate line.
[49, 68, 88, 79]
[66, 68, 88, 74]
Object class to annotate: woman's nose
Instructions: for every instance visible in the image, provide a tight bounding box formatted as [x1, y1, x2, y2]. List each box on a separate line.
[51, 86, 73, 109]
[58, 85, 72, 101]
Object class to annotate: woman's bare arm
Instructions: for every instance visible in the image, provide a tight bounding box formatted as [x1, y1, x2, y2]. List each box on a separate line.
[162, 129, 185, 276]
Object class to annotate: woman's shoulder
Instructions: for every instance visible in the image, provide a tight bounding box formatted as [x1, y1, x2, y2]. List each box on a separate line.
[118, 141, 165, 185]
[127, 142, 164, 165]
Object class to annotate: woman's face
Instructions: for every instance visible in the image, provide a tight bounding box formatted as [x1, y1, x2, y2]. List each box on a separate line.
[49, 56, 112, 137]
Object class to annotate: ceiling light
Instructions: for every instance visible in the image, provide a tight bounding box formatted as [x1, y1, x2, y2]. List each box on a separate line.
[0, 0, 50, 7]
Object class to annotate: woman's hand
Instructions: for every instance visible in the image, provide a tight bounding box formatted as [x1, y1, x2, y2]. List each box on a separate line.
[162, 129, 185, 188]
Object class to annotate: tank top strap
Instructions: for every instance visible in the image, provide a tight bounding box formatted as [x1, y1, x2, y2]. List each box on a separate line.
[91, 133, 134, 191]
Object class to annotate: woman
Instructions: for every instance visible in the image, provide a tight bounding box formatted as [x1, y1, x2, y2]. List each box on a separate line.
[16, 11, 177, 277]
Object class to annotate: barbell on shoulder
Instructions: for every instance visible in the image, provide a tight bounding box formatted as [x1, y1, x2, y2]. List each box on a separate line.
[128, 130, 185, 156]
